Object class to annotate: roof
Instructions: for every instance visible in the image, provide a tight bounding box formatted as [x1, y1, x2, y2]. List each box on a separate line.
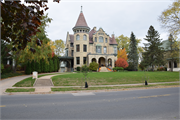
[89, 29, 96, 44]
[74, 12, 89, 28]
[160, 40, 171, 51]
[69, 34, 74, 43]
[109, 36, 117, 45]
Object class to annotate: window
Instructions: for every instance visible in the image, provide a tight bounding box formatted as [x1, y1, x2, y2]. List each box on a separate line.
[83, 35, 87, 40]
[96, 46, 102, 53]
[71, 50, 74, 56]
[95, 37, 97, 42]
[114, 47, 117, 54]
[105, 38, 107, 43]
[99, 36, 103, 42]
[76, 35, 80, 40]
[83, 57, 87, 64]
[76, 57, 80, 65]
[83, 45, 87, 52]
[70, 43, 73, 47]
[104, 46, 107, 54]
[76, 45, 80, 52]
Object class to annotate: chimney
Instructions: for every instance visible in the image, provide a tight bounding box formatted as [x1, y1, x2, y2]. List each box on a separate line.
[112, 33, 114, 38]
[93, 27, 96, 31]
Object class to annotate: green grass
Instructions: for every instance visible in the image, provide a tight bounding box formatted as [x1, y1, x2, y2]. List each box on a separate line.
[13, 73, 63, 87]
[1, 72, 24, 79]
[6, 88, 35, 92]
[51, 83, 180, 92]
[52, 71, 179, 86]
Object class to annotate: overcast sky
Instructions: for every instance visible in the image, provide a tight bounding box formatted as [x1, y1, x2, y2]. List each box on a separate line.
[44, 0, 173, 46]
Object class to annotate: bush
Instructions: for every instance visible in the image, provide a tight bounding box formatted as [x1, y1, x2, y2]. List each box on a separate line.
[113, 67, 124, 72]
[157, 67, 165, 71]
[2, 64, 12, 73]
[115, 58, 128, 69]
[89, 62, 99, 71]
[77, 67, 81, 71]
[25, 61, 31, 74]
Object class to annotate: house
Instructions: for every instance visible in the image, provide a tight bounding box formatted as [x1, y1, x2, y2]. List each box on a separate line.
[60, 7, 118, 72]
[161, 40, 180, 71]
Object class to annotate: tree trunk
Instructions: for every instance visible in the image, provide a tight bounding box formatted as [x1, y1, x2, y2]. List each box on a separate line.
[152, 65, 154, 71]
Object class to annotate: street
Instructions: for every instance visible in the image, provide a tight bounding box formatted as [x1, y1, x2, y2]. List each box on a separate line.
[1, 87, 179, 119]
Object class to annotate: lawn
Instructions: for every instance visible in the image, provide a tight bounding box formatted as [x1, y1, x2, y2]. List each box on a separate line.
[51, 83, 180, 92]
[13, 73, 63, 87]
[52, 71, 179, 86]
[6, 88, 35, 92]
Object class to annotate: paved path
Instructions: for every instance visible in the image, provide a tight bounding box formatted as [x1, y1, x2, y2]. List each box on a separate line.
[0, 72, 62, 95]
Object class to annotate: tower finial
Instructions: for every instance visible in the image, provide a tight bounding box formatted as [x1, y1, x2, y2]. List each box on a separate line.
[81, 6, 82, 13]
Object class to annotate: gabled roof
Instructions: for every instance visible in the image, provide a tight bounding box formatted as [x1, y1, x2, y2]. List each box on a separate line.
[74, 12, 89, 28]
[89, 29, 96, 44]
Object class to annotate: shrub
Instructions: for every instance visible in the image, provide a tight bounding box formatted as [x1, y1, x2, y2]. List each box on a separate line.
[2, 64, 12, 73]
[89, 62, 99, 71]
[25, 61, 31, 74]
[77, 67, 81, 71]
[115, 58, 128, 69]
[113, 67, 124, 71]
[157, 67, 165, 71]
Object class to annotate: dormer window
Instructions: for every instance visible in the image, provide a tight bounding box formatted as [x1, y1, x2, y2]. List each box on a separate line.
[76, 34, 80, 40]
[99, 36, 104, 43]
[83, 34, 87, 40]
[95, 37, 97, 42]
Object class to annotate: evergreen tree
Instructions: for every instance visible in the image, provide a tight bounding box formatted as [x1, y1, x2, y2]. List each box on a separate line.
[36, 62, 41, 73]
[31, 60, 35, 72]
[53, 57, 58, 72]
[49, 59, 54, 72]
[128, 32, 138, 71]
[25, 61, 31, 74]
[143, 25, 165, 71]
[57, 57, 60, 72]
[40, 59, 44, 73]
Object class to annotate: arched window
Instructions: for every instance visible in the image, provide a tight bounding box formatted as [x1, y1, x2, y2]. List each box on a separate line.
[83, 34, 87, 40]
[76, 34, 80, 40]
[99, 36, 104, 42]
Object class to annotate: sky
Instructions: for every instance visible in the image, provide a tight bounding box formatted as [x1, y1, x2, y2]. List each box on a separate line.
[44, 0, 173, 47]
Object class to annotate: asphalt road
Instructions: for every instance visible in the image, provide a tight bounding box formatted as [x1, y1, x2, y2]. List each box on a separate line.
[1, 87, 179, 119]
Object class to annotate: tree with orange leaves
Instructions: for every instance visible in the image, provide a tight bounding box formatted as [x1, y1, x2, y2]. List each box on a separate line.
[117, 48, 128, 61]
[115, 58, 129, 68]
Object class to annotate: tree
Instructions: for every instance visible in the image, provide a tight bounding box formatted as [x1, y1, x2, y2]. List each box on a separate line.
[89, 62, 99, 71]
[128, 32, 138, 71]
[143, 25, 165, 71]
[115, 58, 129, 69]
[54, 39, 65, 56]
[115, 35, 130, 52]
[117, 48, 128, 61]
[116, 34, 144, 59]
[165, 34, 179, 72]
[1, 0, 60, 51]
[159, 0, 180, 37]
[25, 61, 31, 75]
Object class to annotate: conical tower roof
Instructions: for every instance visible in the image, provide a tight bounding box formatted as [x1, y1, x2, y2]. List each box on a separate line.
[74, 12, 89, 27]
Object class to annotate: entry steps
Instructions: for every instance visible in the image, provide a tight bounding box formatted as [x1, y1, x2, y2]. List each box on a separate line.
[99, 67, 112, 72]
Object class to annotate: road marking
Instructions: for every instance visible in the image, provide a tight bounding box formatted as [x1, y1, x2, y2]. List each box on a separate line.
[0, 105, 6, 107]
[138, 94, 171, 99]
[72, 92, 95, 96]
